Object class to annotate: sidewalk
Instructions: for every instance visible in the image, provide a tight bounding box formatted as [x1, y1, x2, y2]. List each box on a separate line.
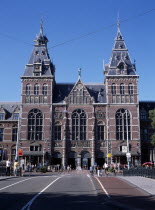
[119, 176, 155, 196]
[0, 176, 16, 181]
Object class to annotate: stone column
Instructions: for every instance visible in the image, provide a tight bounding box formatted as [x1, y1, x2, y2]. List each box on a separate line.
[91, 109, 95, 167]
[77, 155, 81, 170]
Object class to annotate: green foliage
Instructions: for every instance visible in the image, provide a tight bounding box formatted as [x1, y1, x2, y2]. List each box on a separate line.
[108, 167, 114, 172]
[149, 109, 155, 145]
[40, 166, 47, 173]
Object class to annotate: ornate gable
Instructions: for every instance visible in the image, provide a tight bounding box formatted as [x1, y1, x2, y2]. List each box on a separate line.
[65, 79, 94, 104]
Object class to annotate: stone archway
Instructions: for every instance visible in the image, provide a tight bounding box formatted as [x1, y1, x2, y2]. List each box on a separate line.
[81, 151, 91, 169]
[53, 152, 62, 168]
[96, 151, 105, 167]
[68, 151, 77, 169]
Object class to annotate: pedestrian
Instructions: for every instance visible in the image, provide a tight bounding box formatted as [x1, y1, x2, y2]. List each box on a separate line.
[13, 160, 18, 176]
[67, 165, 70, 173]
[104, 162, 108, 175]
[89, 166, 93, 175]
[113, 163, 116, 176]
[6, 159, 11, 176]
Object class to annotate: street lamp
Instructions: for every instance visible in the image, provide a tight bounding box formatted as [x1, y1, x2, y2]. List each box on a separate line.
[15, 115, 20, 161]
[125, 110, 130, 169]
[43, 139, 47, 166]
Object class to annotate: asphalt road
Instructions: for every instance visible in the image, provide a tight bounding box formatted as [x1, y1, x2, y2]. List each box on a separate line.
[0, 174, 154, 210]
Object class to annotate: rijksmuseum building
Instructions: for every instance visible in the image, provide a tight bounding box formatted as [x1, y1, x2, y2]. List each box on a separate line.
[0, 23, 154, 169]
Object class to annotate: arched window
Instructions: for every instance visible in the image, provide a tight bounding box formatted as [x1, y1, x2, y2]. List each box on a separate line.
[120, 83, 124, 95]
[54, 122, 61, 140]
[34, 84, 39, 95]
[97, 121, 104, 140]
[12, 124, 18, 141]
[128, 83, 133, 95]
[72, 109, 86, 140]
[25, 84, 31, 95]
[42, 84, 48, 95]
[116, 109, 131, 140]
[28, 109, 43, 140]
[111, 83, 116, 95]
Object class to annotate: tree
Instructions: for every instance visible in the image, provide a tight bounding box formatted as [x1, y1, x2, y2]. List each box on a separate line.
[149, 109, 155, 145]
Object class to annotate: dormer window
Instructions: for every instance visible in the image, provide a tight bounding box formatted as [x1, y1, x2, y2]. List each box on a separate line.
[13, 113, 19, 120]
[0, 113, 4, 120]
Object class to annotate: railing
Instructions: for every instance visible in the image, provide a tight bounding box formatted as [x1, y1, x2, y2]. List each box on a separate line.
[68, 140, 91, 148]
[123, 167, 155, 179]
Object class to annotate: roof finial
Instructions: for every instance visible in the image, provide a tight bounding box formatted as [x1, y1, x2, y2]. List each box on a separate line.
[40, 17, 43, 35]
[78, 68, 81, 80]
[117, 11, 120, 33]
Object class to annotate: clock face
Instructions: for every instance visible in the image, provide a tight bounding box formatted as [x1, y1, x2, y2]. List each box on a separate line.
[35, 65, 40, 69]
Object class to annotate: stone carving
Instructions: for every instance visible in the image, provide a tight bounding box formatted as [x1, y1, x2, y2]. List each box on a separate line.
[54, 111, 63, 119]
[53, 140, 62, 147]
[96, 110, 105, 119]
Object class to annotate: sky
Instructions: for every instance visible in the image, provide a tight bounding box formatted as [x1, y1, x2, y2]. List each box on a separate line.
[0, 0, 155, 101]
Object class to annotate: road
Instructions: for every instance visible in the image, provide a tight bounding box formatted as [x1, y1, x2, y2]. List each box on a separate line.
[0, 173, 154, 210]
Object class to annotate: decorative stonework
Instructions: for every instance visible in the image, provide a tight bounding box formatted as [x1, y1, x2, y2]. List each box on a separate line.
[96, 110, 105, 119]
[54, 111, 63, 119]
[69, 140, 91, 148]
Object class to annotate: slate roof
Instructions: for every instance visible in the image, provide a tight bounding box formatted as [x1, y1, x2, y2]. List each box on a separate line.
[23, 24, 55, 77]
[105, 27, 136, 76]
[53, 83, 106, 103]
[0, 102, 21, 121]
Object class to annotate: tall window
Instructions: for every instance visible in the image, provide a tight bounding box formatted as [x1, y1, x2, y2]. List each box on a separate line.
[0, 113, 4, 120]
[25, 84, 31, 95]
[116, 109, 131, 140]
[42, 84, 48, 95]
[97, 121, 104, 140]
[28, 109, 43, 140]
[72, 109, 86, 140]
[111, 83, 116, 95]
[12, 125, 18, 141]
[128, 83, 133, 95]
[54, 122, 61, 140]
[34, 84, 39, 95]
[120, 83, 124, 95]
[0, 127, 4, 141]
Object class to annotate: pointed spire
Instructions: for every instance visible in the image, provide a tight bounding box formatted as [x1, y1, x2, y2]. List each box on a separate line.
[78, 68, 81, 80]
[40, 18, 43, 35]
[34, 19, 48, 45]
[117, 11, 120, 34]
[116, 12, 123, 40]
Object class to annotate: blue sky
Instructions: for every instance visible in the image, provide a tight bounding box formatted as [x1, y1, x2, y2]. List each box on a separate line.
[0, 0, 155, 101]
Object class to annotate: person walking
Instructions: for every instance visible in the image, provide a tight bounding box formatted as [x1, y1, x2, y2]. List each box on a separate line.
[13, 160, 18, 176]
[104, 162, 108, 175]
[6, 159, 11, 176]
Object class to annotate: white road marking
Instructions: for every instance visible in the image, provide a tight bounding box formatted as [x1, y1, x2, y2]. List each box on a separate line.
[0, 177, 36, 191]
[87, 174, 97, 194]
[95, 177, 111, 199]
[21, 176, 62, 210]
